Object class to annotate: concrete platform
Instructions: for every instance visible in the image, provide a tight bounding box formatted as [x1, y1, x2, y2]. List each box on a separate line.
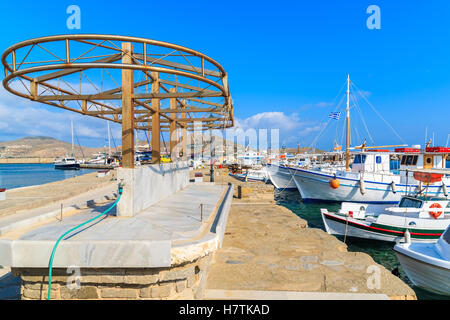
[0, 183, 233, 269]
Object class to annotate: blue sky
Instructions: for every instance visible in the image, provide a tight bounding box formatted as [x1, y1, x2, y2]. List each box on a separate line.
[0, 0, 449, 150]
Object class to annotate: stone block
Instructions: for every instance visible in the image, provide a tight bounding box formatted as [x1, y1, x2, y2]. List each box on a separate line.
[161, 265, 194, 282]
[175, 280, 187, 293]
[100, 287, 138, 299]
[151, 283, 172, 298]
[124, 274, 159, 285]
[61, 286, 100, 299]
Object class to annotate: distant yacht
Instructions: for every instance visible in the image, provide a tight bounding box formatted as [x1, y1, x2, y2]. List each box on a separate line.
[54, 157, 80, 170]
[54, 120, 82, 170]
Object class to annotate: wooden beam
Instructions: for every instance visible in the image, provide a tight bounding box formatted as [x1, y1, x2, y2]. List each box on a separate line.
[134, 54, 222, 77]
[35, 54, 122, 83]
[36, 91, 222, 101]
[151, 72, 160, 164]
[121, 42, 135, 168]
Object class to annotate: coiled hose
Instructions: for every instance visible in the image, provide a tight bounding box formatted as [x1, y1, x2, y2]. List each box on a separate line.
[47, 186, 123, 300]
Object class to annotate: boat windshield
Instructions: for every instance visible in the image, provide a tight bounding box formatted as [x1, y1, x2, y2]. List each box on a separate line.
[398, 197, 423, 208]
[443, 227, 450, 245]
[353, 155, 366, 164]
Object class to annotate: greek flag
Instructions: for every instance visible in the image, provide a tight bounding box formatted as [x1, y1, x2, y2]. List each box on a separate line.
[329, 112, 341, 120]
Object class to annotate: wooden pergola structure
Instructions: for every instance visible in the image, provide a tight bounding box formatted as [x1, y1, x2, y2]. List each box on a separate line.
[1, 35, 234, 167]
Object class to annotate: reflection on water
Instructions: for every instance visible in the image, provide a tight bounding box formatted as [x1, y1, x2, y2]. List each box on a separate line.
[275, 188, 449, 300]
[0, 163, 97, 190]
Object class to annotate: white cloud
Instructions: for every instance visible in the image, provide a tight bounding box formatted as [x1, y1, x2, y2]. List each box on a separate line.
[230, 111, 322, 147]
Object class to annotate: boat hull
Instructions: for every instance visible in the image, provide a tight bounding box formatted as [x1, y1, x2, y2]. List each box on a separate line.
[266, 164, 297, 190]
[320, 210, 443, 243]
[228, 172, 266, 182]
[291, 167, 449, 204]
[54, 164, 80, 170]
[394, 245, 450, 296]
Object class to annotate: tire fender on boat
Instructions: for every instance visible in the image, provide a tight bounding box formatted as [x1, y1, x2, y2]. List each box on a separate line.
[442, 182, 448, 197]
[359, 176, 366, 195]
[390, 181, 397, 194]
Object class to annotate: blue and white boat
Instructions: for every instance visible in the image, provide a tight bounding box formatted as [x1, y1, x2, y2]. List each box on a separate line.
[290, 151, 450, 203]
[394, 224, 450, 296]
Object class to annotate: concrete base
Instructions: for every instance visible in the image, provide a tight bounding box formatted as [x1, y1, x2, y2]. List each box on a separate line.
[117, 162, 189, 217]
[0, 181, 234, 300]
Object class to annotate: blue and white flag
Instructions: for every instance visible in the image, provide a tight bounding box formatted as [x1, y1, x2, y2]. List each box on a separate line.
[329, 112, 341, 120]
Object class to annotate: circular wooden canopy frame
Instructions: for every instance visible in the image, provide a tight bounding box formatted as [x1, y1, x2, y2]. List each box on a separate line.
[1, 34, 234, 132]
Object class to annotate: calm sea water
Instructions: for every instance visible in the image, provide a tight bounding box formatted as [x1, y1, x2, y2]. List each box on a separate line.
[0, 163, 97, 190]
[274, 159, 450, 300]
[275, 190, 449, 300]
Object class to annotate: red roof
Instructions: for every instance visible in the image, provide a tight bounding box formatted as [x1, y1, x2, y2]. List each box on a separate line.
[425, 147, 450, 153]
[395, 148, 420, 153]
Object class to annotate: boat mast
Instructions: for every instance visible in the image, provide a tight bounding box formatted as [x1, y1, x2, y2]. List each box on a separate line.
[345, 75, 350, 171]
[107, 121, 111, 155]
[71, 120, 74, 157]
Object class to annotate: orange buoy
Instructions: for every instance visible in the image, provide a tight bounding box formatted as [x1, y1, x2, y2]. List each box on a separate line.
[429, 203, 443, 219]
[330, 179, 340, 189]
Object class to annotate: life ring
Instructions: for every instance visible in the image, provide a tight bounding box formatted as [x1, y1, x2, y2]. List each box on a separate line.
[429, 203, 443, 219]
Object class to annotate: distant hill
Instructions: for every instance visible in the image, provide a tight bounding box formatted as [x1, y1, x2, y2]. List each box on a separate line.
[0, 135, 324, 160]
[0, 136, 104, 159]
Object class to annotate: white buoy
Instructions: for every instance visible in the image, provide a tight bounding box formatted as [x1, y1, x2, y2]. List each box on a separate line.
[359, 177, 366, 195]
[390, 181, 397, 194]
[404, 229, 411, 244]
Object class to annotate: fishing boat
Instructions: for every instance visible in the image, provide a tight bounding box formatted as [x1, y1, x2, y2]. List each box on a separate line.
[320, 169, 450, 242]
[394, 225, 450, 296]
[228, 168, 268, 182]
[290, 76, 450, 203]
[266, 163, 297, 190]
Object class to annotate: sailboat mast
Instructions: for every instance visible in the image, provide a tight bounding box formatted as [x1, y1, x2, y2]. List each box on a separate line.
[71, 120, 74, 157]
[345, 75, 350, 171]
[107, 121, 111, 155]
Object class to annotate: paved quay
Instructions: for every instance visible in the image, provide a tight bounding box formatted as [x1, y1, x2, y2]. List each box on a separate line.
[205, 168, 417, 300]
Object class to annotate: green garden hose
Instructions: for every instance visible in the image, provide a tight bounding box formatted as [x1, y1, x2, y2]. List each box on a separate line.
[47, 186, 122, 300]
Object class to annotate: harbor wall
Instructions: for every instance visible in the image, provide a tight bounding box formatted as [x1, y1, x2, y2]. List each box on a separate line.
[0, 158, 54, 164]
[14, 254, 212, 300]
[117, 162, 190, 217]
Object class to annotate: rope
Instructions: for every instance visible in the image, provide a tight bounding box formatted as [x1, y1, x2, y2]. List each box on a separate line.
[47, 188, 122, 300]
[351, 82, 406, 144]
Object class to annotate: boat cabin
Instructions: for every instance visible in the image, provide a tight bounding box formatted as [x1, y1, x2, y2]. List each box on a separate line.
[396, 147, 449, 171]
[397, 196, 450, 219]
[351, 151, 390, 173]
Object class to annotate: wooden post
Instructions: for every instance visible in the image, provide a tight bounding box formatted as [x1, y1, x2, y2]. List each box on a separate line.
[121, 42, 135, 168]
[151, 72, 160, 164]
[181, 111, 188, 161]
[30, 80, 37, 100]
[169, 88, 177, 162]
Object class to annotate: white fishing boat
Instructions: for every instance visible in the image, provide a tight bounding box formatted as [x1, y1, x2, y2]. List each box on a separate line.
[87, 153, 107, 165]
[290, 76, 450, 203]
[266, 163, 297, 190]
[228, 167, 268, 182]
[394, 225, 450, 296]
[321, 195, 450, 243]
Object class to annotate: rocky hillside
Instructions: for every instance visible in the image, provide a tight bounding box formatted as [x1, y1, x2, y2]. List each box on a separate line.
[0, 136, 104, 159]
